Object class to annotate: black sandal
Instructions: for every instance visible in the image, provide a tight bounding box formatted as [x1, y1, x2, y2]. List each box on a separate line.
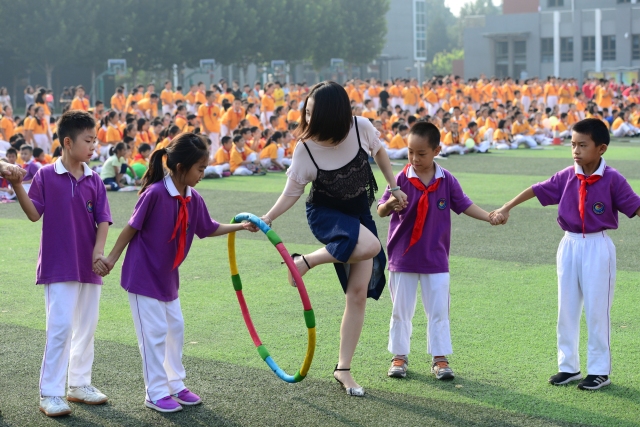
[333, 365, 365, 397]
[281, 253, 311, 287]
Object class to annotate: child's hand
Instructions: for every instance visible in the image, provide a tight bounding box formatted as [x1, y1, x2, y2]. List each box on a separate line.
[386, 197, 403, 212]
[391, 189, 408, 209]
[93, 255, 110, 277]
[3, 165, 26, 186]
[242, 221, 259, 233]
[490, 207, 509, 225]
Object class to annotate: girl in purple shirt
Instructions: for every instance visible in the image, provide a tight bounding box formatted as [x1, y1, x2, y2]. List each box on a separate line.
[99, 133, 255, 413]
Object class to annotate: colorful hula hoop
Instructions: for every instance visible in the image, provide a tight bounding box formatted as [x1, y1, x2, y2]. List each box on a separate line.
[228, 213, 316, 383]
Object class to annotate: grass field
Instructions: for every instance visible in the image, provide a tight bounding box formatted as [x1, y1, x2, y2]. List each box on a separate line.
[1, 142, 640, 426]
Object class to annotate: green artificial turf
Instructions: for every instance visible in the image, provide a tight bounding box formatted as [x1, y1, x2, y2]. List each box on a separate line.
[1, 143, 639, 426]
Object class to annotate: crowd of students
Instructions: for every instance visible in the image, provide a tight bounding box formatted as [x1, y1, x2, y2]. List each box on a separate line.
[2, 74, 640, 198]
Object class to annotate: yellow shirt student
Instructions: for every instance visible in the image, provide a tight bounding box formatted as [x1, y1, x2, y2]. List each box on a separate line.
[246, 113, 262, 130]
[230, 145, 254, 173]
[222, 108, 245, 133]
[388, 134, 407, 149]
[175, 115, 188, 131]
[106, 125, 123, 143]
[0, 116, 15, 140]
[261, 95, 276, 112]
[402, 87, 419, 106]
[611, 117, 624, 131]
[173, 91, 185, 103]
[213, 147, 231, 165]
[259, 143, 278, 160]
[197, 103, 221, 133]
[362, 110, 378, 120]
[137, 98, 158, 118]
[71, 97, 89, 111]
[273, 87, 285, 107]
[37, 102, 51, 117]
[287, 109, 301, 123]
[111, 94, 126, 112]
[443, 131, 460, 146]
[28, 117, 49, 135]
[511, 121, 532, 135]
[161, 89, 174, 106]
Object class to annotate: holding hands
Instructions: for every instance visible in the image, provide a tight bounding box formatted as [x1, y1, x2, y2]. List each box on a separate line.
[1, 161, 26, 185]
[489, 206, 510, 225]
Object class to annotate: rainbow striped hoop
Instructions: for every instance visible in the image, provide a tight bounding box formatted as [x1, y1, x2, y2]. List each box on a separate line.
[228, 213, 316, 383]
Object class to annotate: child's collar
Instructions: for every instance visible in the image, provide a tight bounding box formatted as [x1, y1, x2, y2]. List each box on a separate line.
[163, 174, 192, 198]
[574, 157, 606, 177]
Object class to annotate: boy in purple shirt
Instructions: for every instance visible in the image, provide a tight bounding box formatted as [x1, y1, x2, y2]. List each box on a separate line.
[8, 111, 112, 416]
[378, 122, 500, 380]
[493, 118, 640, 390]
[20, 144, 41, 183]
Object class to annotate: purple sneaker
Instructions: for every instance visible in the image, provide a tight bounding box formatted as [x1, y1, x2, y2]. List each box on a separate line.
[145, 396, 183, 413]
[171, 388, 202, 405]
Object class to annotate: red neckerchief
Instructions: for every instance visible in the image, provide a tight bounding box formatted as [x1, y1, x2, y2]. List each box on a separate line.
[402, 163, 441, 254]
[170, 194, 191, 269]
[240, 149, 247, 161]
[576, 172, 602, 236]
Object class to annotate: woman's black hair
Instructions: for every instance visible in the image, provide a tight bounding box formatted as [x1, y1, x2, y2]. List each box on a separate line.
[35, 88, 46, 105]
[124, 123, 136, 138]
[137, 118, 148, 131]
[264, 131, 283, 148]
[140, 132, 209, 195]
[297, 81, 351, 144]
[109, 142, 127, 157]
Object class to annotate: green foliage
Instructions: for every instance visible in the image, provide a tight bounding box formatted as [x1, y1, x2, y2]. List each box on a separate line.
[425, 49, 464, 77]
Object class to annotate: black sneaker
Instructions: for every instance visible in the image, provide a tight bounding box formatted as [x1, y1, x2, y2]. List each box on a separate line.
[548, 371, 582, 385]
[577, 375, 610, 390]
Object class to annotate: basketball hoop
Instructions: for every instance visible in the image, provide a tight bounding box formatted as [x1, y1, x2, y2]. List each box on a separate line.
[108, 59, 127, 76]
[200, 59, 216, 72]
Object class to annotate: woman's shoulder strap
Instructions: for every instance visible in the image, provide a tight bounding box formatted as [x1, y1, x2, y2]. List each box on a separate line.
[353, 116, 362, 148]
[301, 141, 320, 170]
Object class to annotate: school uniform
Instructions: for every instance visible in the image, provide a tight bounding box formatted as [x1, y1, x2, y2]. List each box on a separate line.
[380, 163, 472, 357]
[22, 159, 42, 182]
[532, 158, 640, 375]
[121, 175, 219, 401]
[197, 103, 221, 156]
[204, 147, 231, 177]
[29, 159, 112, 397]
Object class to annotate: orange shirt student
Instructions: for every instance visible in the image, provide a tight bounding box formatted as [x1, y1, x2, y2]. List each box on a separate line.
[196, 90, 207, 105]
[222, 106, 245, 133]
[0, 113, 15, 141]
[175, 114, 188, 132]
[160, 88, 174, 108]
[71, 96, 89, 111]
[388, 133, 407, 149]
[137, 96, 159, 118]
[442, 130, 461, 146]
[106, 123, 123, 143]
[197, 101, 221, 133]
[246, 112, 262, 130]
[27, 116, 48, 135]
[229, 144, 255, 173]
[261, 94, 276, 113]
[402, 86, 419, 106]
[212, 145, 231, 166]
[287, 108, 301, 123]
[349, 88, 364, 105]
[111, 93, 126, 112]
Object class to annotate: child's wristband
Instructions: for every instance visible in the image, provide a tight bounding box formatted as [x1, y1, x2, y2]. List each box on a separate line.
[389, 186, 401, 192]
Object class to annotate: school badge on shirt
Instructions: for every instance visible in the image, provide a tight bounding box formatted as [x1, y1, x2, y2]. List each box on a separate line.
[86, 200, 94, 213]
[437, 198, 447, 210]
[592, 202, 605, 215]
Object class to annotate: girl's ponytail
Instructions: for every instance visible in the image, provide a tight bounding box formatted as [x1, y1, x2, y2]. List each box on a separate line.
[139, 148, 166, 195]
[109, 141, 126, 157]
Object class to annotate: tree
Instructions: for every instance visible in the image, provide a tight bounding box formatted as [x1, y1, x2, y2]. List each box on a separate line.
[1, 0, 100, 89]
[425, 49, 464, 77]
[460, 0, 501, 17]
[341, 0, 389, 65]
[425, 0, 457, 61]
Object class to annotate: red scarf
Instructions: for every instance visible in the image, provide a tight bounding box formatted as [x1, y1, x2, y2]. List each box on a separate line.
[403, 164, 441, 254]
[169, 195, 191, 269]
[576, 173, 601, 236]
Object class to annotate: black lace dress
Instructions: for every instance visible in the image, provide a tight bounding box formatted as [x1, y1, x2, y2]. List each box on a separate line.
[302, 117, 386, 300]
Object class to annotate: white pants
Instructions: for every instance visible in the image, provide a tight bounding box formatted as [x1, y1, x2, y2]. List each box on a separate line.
[557, 231, 616, 375]
[261, 111, 273, 127]
[547, 95, 558, 109]
[187, 103, 197, 114]
[534, 134, 553, 146]
[385, 147, 408, 159]
[612, 123, 639, 137]
[473, 140, 491, 153]
[483, 128, 494, 142]
[40, 282, 101, 397]
[514, 134, 538, 148]
[205, 163, 230, 177]
[129, 293, 186, 401]
[372, 97, 380, 110]
[522, 96, 531, 114]
[427, 103, 439, 116]
[162, 105, 172, 115]
[388, 272, 452, 356]
[443, 144, 466, 155]
[494, 140, 518, 150]
[405, 105, 417, 115]
[207, 133, 220, 158]
[390, 97, 403, 110]
[558, 130, 571, 139]
[559, 104, 569, 114]
[33, 134, 51, 154]
[233, 166, 254, 176]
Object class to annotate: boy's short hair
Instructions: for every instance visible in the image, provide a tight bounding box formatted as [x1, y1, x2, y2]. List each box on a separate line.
[468, 121, 477, 129]
[21, 144, 33, 153]
[572, 118, 610, 146]
[6, 147, 17, 156]
[57, 110, 96, 145]
[408, 122, 440, 150]
[232, 135, 242, 144]
[221, 136, 232, 145]
[33, 147, 44, 158]
[138, 143, 151, 153]
[398, 124, 409, 132]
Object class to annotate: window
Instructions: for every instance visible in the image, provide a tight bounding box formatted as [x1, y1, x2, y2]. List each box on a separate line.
[561, 37, 573, 62]
[617, 0, 631, 3]
[513, 41, 527, 80]
[582, 36, 595, 61]
[548, 0, 564, 6]
[602, 35, 616, 60]
[414, 0, 426, 61]
[541, 38, 553, 63]
[633, 35, 640, 60]
[495, 41, 508, 78]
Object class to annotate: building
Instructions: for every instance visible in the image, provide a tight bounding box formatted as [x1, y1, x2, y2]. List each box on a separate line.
[464, 0, 640, 83]
[379, 0, 427, 81]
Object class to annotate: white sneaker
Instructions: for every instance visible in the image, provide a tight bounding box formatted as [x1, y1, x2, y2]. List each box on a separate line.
[67, 385, 108, 405]
[39, 396, 72, 417]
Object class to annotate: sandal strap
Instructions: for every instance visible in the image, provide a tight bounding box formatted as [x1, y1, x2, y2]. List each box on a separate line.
[334, 364, 350, 372]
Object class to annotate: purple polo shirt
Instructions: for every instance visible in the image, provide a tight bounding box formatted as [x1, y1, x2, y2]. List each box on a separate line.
[379, 163, 473, 274]
[23, 160, 41, 182]
[532, 158, 640, 233]
[121, 175, 220, 302]
[28, 159, 112, 285]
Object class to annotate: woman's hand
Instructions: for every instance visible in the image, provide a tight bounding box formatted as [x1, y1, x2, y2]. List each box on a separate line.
[391, 189, 408, 209]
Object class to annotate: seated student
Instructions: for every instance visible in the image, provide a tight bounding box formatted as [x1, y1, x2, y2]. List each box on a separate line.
[229, 135, 261, 176]
[555, 113, 572, 139]
[510, 112, 539, 148]
[205, 136, 232, 178]
[442, 121, 466, 155]
[532, 114, 554, 145]
[155, 125, 180, 152]
[286, 99, 301, 124]
[174, 105, 188, 131]
[259, 131, 289, 171]
[611, 110, 640, 138]
[33, 147, 52, 165]
[493, 119, 517, 150]
[0, 147, 18, 199]
[131, 143, 152, 166]
[20, 144, 41, 183]
[386, 124, 409, 159]
[362, 99, 378, 120]
[462, 121, 490, 153]
[101, 143, 138, 191]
